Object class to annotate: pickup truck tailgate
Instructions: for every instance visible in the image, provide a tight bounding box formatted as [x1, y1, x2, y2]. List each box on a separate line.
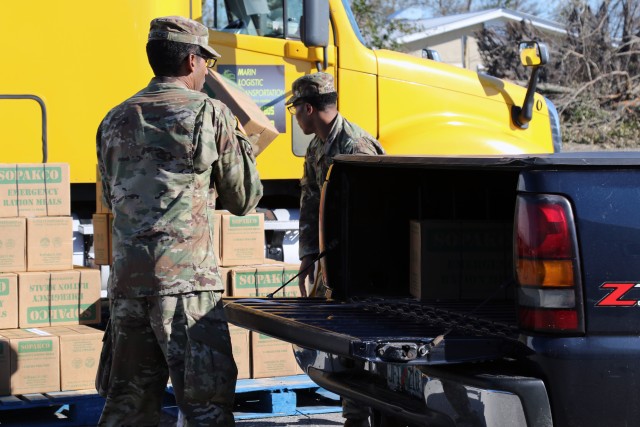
[225, 297, 524, 364]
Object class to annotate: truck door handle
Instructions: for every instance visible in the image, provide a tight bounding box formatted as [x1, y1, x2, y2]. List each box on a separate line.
[284, 41, 335, 65]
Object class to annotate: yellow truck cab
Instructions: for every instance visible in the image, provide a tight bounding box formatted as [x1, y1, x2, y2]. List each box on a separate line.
[1, 0, 560, 260]
[204, 0, 561, 200]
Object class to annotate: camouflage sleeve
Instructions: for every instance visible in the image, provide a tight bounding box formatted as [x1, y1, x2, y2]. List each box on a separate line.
[346, 136, 385, 155]
[209, 101, 263, 216]
[95, 120, 112, 210]
[299, 150, 320, 260]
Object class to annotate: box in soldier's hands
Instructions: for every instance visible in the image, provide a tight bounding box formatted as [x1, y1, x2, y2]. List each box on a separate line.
[205, 70, 279, 156]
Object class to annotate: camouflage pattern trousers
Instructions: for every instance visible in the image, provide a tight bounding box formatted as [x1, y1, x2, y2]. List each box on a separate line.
[98, 291, 237, 427]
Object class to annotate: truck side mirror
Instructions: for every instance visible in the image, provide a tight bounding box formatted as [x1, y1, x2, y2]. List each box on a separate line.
[301, 0, 329, 48]
[512, 41, 549, 129]
[519, 41, 548, 67]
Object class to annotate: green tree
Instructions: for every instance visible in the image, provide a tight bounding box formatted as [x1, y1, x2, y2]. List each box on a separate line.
[350, 0, 416, 49]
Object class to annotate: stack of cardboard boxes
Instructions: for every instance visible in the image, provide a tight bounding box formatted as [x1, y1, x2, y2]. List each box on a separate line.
[0, 163, 103, 395]
[93, 171, 303, 380]
[213, 210, 303, 379]
[93, 167, 112, 266]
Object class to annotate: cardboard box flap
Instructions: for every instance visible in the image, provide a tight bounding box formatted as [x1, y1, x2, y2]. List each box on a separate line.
[204, 71, 279, 156]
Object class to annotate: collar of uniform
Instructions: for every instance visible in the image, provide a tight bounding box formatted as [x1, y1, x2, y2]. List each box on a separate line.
[323, 112, 344, 149]
[147, 76, 192, 91]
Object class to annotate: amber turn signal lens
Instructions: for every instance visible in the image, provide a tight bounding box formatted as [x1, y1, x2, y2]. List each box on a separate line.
[517, 258, 574, 287]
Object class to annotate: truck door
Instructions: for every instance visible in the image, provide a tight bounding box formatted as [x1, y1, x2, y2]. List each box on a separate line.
[202, 0, 337, 181]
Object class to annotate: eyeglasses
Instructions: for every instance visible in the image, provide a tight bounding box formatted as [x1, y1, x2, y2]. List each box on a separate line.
[287, 102, 304, 114]
[195, 54, 217, 69]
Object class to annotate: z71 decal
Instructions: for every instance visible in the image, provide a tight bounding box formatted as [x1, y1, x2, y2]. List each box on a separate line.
[596, 283, 640, 307]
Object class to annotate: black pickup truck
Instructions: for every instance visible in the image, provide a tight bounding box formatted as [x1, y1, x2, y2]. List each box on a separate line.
[225, 153, 640, 427]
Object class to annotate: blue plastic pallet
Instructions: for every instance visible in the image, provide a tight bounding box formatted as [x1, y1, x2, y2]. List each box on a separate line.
[0, 389, 105, 426]
[0, 375, 340, 425]
[165, 374, 341, 420]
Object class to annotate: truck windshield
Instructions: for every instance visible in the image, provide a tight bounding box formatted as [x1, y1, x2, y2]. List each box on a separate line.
[342, 0, 367, 47]
[202, 0, 302, 39]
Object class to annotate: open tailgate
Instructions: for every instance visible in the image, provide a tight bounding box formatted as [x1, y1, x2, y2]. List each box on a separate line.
[224, 297, 525, 365]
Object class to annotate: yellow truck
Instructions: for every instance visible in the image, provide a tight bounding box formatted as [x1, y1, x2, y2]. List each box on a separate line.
[0, 0, 560, 223]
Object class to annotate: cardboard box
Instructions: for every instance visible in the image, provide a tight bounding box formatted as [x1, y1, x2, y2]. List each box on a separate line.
[229, 324, 250, 379]
[26, 216, 73, 271]
[220, 213, 265, 266]
[227, 266, 259, 297]
[18, 269, 102, 328]
[43, 325, 102, 391]
[409, 220, 512, 300]
[95, 165, 111, 214]
[61, 268, 102, 326]
[253, 263, 285, 297]
[227, 261, 298, 297]
[17, 272, 50, 328]
[92, 213, 112, 265]
[205, 71, 279, 156]
[0, 163, 70, 218]
[0, 274, 18, 329]
[2, 328, 60, 394]
[283, 263, 302, 298]
[0, 165, 18, 217]
[250, 332, 299, 379]
[0, 217, 26, 273]
[220, 266, 231, 295]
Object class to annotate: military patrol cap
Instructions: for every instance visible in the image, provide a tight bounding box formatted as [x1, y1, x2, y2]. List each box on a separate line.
[148, 16, 220, 58]
[286, 72, 336, 105]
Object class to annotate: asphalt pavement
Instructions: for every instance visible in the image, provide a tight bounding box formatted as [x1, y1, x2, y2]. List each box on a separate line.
[160, 411, 345, 426]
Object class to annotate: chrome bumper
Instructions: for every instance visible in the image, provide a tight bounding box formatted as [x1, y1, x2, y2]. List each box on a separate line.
[294, 347, 552, 427]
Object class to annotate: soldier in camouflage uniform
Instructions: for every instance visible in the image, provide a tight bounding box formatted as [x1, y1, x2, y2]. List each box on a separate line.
[287, 72, 384, 427]
[96, 16, 262, 427]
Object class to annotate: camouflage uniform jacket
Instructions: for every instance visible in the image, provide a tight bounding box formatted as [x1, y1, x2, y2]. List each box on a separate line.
[97, 77, 263, 298]
[299, 113, 384, 259]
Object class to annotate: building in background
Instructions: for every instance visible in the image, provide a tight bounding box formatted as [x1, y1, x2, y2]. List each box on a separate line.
[390, 7, 565, 71]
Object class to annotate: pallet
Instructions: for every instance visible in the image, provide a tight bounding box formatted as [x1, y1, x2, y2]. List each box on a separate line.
[0, 375, 340, 425]
[164, 374, 341, 420]
[0, 389, 105, 426]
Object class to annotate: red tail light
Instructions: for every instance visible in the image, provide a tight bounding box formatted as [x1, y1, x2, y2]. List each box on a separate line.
[515, 194, 584, 333]
[517, 202, 571, 259]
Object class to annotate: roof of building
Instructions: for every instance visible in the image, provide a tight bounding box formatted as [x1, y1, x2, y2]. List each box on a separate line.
[391, 7, 566, 44]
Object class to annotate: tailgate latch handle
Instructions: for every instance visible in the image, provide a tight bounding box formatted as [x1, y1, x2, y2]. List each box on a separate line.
[375, 342, 429, 362]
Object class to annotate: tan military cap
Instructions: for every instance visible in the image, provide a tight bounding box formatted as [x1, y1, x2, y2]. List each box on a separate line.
[286, 72, 336, 105]
[148, 16, 220, 58]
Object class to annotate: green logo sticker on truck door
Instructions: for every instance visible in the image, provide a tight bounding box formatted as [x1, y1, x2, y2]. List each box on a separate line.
[217, 65, 286, 133]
